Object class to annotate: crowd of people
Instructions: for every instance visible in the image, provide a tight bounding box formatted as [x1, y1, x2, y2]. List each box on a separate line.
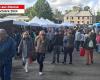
[0, 26, 100, 80]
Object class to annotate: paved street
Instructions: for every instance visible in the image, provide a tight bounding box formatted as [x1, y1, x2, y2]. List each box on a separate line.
[12, 51, 100, 80]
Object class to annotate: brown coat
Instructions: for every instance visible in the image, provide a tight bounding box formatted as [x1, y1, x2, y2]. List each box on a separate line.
[34, 36, 47, 53]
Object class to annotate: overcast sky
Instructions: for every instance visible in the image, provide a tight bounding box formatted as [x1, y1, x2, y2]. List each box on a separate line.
[0, 0, 99, 12]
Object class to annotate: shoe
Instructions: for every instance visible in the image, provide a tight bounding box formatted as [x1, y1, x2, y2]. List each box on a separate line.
[24, 67, 28, 73]
[25, 69, 28, 73]
[91, 61, 93, 64]
[86, 63, 90, 65]
[39, 72, 43, 76]
[51, 62, 55, 64]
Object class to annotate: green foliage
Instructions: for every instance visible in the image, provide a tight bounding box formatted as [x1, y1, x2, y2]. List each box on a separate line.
[34, 0, 53, 20]
[53, 9, 63, 20]
[24, 7, 37, 19]
[24, 0, 53, 20]
[73, 6, 82, 11]
[84, 6, 90, 11]
[96, 11, 100, 22]
[97, 11, 100, 16]
[69, 6, 90, 11]
[0, 14, 7, 18]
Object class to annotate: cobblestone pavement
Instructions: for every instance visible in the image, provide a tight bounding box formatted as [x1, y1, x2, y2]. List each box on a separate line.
[12, 51, 100, 80]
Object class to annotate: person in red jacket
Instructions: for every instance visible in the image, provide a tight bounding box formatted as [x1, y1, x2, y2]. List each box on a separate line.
[96, 31, 100, 53]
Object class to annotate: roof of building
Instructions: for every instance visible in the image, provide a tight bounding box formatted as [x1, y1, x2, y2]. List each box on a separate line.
[65, 11, 93, 17]
[76, 11, 93, 16]
[65, 11, 78, 17]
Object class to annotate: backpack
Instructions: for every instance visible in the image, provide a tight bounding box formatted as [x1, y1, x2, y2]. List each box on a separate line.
[88, 40, 94, 48]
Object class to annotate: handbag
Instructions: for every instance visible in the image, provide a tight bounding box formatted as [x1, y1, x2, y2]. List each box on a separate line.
[31, 52, 37, 61]
[29, 52, 37, 64]
[80, 47, 85, 57]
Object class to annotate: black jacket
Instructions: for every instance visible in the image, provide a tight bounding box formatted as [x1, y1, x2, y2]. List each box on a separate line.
[84, 37, 96, 49]
[66, 34, 74, 48]
[53, 34, 63, 46]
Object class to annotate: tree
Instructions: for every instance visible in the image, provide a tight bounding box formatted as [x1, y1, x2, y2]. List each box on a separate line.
[65, 10, 72, 14]
[34, 0, 53, 20]
[96, 11, 100, 22]
[54, 9, 61, 18]
[53, 9, 63, 21]
[0, 14, 8, 18]
[97, 11, 100, 16]
[24, 7, 37, 19]
[84, 6, 90, 11]
[73, 6, 82, 11]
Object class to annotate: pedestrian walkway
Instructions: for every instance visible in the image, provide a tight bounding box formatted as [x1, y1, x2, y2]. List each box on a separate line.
[12, 52, 100, 80]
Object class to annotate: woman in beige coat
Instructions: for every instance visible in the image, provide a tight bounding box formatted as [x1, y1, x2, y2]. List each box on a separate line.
[34, 30, 48, 76]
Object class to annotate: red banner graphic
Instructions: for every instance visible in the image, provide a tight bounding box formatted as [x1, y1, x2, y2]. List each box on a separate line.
[0, 5, 24, 9]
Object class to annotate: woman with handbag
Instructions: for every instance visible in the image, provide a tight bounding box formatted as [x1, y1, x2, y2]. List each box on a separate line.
[18, 31, 33, 73]
[34, 30, 48, 76]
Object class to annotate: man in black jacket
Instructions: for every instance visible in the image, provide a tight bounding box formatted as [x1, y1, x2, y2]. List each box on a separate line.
[51, 31, 63, 64]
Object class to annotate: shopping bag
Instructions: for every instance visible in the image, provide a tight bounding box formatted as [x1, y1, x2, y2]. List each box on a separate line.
[80, 47, 85, 56]
[29, 55, 33, 64]
[29, 52, 37, 64]
[31, 52, 37, 61]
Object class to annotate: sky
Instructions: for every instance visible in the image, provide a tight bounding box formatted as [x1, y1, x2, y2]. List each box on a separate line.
[0, 0, 100, 13]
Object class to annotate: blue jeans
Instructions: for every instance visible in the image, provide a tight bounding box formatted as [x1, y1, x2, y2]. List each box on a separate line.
[97, 44, 100, 53]
[63, 47, 74, 63]
[0, 62, 12, 80]
[52, 46, 61, 63]
[52, 52, 60, 63]
[37, 53, 45, 72]
[75, 41, 80, 51]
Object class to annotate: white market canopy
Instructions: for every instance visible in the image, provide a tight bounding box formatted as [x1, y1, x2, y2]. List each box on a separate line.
[39, 18, 56, 27]
[46, 19, 55, 25]
[60, 22, 76, 27]
[39, 18, 49, 26]
[28, 16, 56, 27]
[29, 23, 40, 26]
[45, 19, 57, 27]
[0, 18, 28, 26]
[0, 18, 16, 22]
[28, 16, 40, 26]
[13, 20, 28, 26]
[0, 16, 56, 27]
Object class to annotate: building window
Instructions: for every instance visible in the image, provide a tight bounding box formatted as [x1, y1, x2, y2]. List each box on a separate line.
[67, 17, 68, 19]
[82, 17, 84, 19]
[78, 21, 80, 24]
[82, 21, 84, 23]
[87, 17, 89, 19]
[72, 17, 73, 19]
[87, 21, 89, 24]
[78, 17, 80, 20]
[71, 21, 74, 23]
